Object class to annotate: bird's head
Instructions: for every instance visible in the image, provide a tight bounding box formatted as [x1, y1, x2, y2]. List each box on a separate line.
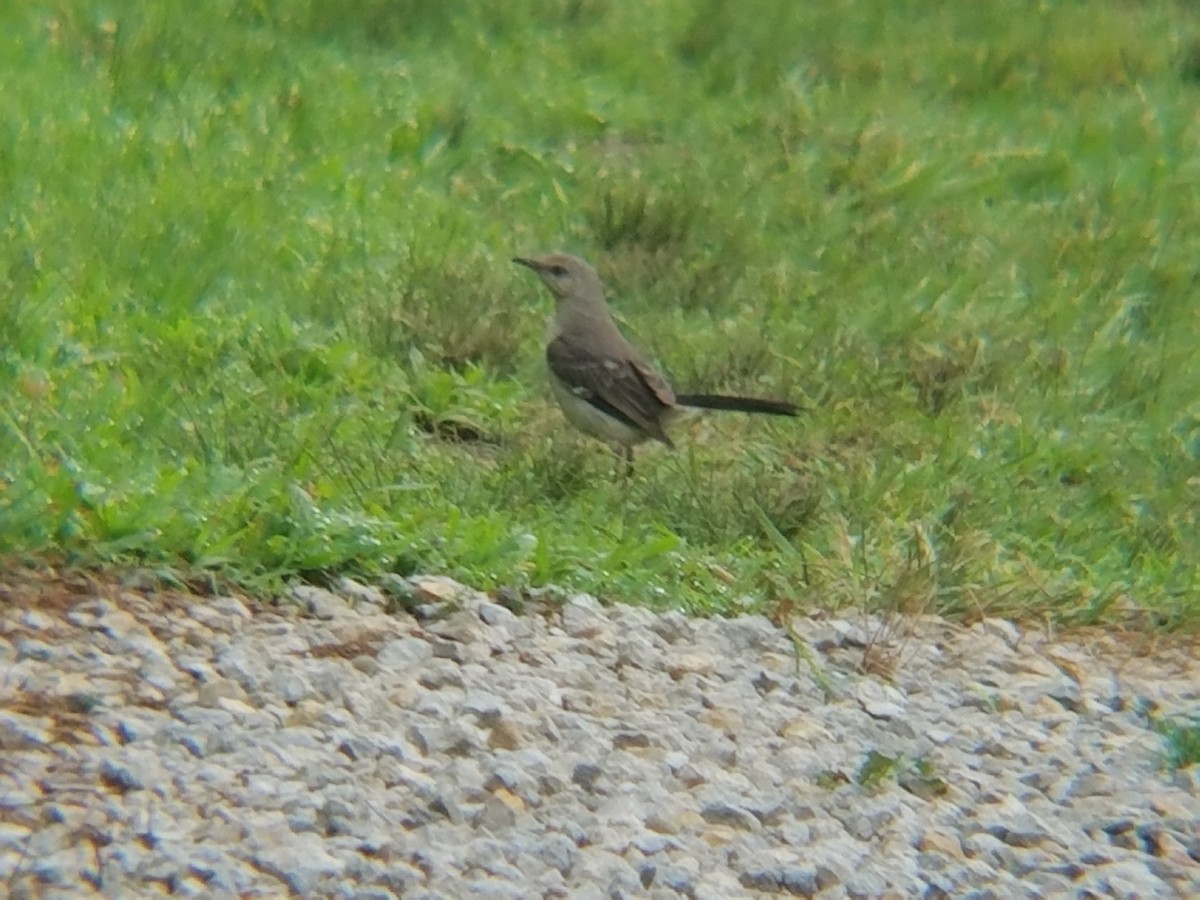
[512, 252, 602, 303]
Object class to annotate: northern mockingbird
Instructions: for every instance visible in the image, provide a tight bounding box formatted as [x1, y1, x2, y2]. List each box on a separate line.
[513, 252, 798, 474]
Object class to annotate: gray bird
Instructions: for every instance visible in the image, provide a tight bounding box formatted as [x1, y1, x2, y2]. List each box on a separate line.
[513, 252, 798, 474]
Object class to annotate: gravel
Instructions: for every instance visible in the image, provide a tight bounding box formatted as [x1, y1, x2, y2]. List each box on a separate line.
[1, 575, 1197, 897]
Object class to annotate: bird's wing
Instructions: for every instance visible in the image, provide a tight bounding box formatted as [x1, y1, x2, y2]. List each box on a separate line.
[546, 334, 675, 443]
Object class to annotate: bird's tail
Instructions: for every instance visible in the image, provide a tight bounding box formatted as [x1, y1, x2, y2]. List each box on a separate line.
[675, 394, 800, 416]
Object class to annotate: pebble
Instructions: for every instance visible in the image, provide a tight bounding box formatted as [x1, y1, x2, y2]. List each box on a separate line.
[1, 574, 1197, 896]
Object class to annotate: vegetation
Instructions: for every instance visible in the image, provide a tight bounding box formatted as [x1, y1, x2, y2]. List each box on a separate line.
[1154, 712, 1200, 770]
[2, 1, 1198, 627]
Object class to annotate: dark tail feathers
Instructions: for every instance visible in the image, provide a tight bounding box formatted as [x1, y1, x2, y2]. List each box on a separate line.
[675, 394, 800, 416]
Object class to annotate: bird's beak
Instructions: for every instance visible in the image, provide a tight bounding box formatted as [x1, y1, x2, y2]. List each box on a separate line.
[512, 256, 539, 271]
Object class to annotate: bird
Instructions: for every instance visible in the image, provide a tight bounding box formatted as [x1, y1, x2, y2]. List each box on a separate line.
[513, 252, 798, 475]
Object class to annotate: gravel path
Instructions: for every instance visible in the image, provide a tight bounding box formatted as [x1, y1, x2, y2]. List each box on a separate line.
[1, 573, 1197, 898]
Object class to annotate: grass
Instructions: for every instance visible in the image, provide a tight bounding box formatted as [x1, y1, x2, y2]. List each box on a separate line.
[1, 0, 1198, 628]
[1153, 713, 1200, 771]
[1162, 718, 1200, 771]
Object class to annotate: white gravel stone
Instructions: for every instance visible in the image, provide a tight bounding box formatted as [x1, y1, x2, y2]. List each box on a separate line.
[2, 576, 1197, 897]
[377, 635, 435, 668]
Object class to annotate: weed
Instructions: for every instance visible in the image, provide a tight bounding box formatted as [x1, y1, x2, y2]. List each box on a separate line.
[1155, 714, 1200, 771]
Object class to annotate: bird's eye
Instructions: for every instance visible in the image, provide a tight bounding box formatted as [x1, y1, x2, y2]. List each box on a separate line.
[549, 265, 568, 277]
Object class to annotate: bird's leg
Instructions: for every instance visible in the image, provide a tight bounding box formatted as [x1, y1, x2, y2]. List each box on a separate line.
[612, 445, 635, 480]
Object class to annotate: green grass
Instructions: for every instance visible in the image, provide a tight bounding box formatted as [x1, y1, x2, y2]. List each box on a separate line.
[1158, 714, 1200, 770]
[2, 0, 1198, 626]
